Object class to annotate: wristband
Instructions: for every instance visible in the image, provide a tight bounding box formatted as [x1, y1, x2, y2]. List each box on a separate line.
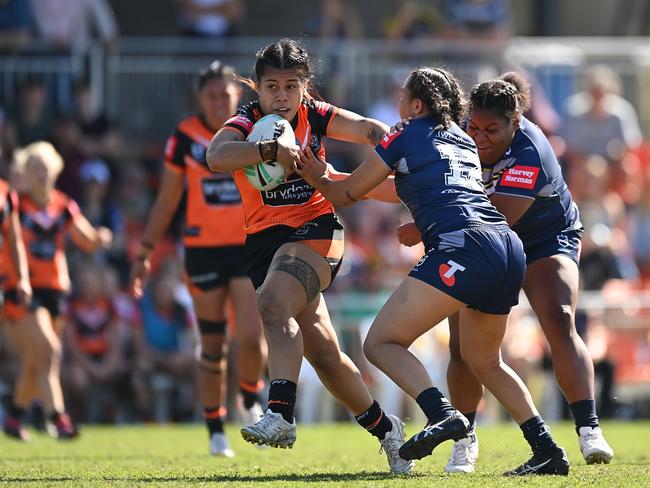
[257, 139, 278, 162]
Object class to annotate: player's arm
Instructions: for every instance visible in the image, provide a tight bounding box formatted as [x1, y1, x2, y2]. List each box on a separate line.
[207, 126, 299, 175]
[326, 108, 390, 146]
[128, 166, 184, 298]
[489, 193, 534, 227]
[296, 147, 391, 207]
[69, 213, 112, 254]
[137, 166, 184, 255]
[326, 164, 399, 203]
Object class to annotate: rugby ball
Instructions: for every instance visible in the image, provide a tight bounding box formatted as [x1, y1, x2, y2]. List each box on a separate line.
[244, 114, 294, 191]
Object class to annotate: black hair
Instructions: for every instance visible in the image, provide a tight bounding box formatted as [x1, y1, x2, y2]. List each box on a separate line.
[469, 71, 532, 120]
[248, 38, 321, 99]
[405, 67, 466, 128]
[197, 60, 238, 90]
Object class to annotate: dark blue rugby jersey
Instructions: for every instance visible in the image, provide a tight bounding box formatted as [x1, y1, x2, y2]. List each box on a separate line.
[482, 116, 582, 248]
[375, 116, 506, 248]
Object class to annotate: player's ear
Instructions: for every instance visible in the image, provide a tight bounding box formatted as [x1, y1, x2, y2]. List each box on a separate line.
[512, 114, 521, 131]
[414, 98, 423, 116]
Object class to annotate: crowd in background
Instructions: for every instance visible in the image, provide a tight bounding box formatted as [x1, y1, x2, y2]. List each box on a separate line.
[0, 0, 648, 428]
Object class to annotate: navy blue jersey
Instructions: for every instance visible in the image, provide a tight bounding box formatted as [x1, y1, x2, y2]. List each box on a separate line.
[482, 116, 582, 248]
[375, 117, 506, 248]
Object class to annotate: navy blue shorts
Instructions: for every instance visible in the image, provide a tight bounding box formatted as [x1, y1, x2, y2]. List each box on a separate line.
[523, 227, 583, 265]
[409, 225, 526, 315]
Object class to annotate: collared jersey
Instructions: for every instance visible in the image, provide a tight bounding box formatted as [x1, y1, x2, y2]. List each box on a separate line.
[375, 116, 507, 250]
[222, 99, 338, 234]
[481, 116, 582, 247]
[165, 114, 246, 247]
[4, 190, 80, 291]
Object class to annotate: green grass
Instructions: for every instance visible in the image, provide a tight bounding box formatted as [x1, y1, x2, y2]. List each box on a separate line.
[0, 421, 648, 487]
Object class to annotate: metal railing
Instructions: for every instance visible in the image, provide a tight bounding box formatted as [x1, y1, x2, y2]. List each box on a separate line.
[3, 36, 650, 143]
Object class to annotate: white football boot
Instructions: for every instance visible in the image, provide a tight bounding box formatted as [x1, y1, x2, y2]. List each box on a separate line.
[238, 398, 264, 427]
[209, 432, 235, 458]
[241, 409, 296, 449]
[380, 414, 415, 474]
[579, 426, 614, 464]
[444, 430, 478, 473]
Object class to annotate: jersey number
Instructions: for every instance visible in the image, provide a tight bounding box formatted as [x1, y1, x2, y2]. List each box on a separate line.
[438, 144, 483, 192]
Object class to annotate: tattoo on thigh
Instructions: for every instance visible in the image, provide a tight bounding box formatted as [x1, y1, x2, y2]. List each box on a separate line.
[271, 255, 321, 302]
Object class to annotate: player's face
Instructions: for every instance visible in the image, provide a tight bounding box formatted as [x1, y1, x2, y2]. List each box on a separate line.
[466, 109, 518, 166]
[257, 68, 306, 121]
[197, 78, 242, 124]
[398, 85, 418, 120]
[24, 156, 53, 192]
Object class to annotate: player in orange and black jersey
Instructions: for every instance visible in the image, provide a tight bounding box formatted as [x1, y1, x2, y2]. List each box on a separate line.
[2, 142, 112, 441]
[63, 264, 127, 423]
[129, 62, 266, 458]
[0, 178, 31, 315]
[207, 39, 412, 474]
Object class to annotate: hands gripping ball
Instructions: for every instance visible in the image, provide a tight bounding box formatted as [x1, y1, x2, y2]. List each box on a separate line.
[245, 114, 295, 191]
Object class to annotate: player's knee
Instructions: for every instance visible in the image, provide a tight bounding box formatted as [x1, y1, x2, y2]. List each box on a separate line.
[449, 337, 464, 363]
[198, 319, 227, 336]
[199, 351, 225, 374]
[466, 354, 501, 377]
[541, 305, 576, 344]
[362, 335, 381, 367]
[256, 289, 291, 327]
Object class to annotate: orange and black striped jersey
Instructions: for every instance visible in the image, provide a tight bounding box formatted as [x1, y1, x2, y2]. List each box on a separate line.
[164, 114, 246, 247]
[222, 99, 338, 234]
[67, 297, 116, 356]
[0, 179, 18, 280]
[3, 190, 80, 291]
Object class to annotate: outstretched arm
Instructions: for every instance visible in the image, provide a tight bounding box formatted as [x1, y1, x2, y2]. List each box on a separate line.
[296, 147, 392, 207]
[326, 108, 390, 146]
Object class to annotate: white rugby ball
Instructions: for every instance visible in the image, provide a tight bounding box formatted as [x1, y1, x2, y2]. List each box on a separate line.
[245, 114, 294, 191]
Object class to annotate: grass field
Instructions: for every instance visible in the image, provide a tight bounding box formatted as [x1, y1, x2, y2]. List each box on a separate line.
[0, 421, 648, 487]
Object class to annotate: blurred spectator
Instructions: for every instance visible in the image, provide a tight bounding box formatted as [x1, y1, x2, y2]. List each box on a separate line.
[571, 155, 638, 290]
[29, 0, 118, 53]
[52, 115, 87, 202]
[175, 0, 243, 38]
[310, 0, 363, 40]
[385, 0, 443, 40]
[63, 264, 130, 423]
[72, 80, 121, 160]
[628, 167, 650, 284]
[76, 159, 129, 283]
[0, 0, 32, 51]
[439, 0, 513, 40]
[6, 76, 55, 148]
[132, 262, 197, 422]
[368, 78, 402, 127]
[564, 65, 642, 165]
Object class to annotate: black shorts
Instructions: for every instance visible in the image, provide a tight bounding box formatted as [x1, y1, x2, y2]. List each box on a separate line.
[245, 213, 345, 290]
[184, 245, 248, 293]
[5, 287, 65, 319]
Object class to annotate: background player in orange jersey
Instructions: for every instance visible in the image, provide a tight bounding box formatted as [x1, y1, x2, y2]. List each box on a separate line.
[0, 178, 32, 316]
[129, 62, 267, 458]
[2, 141, 112, 441]
[207, 39, 413, 474]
